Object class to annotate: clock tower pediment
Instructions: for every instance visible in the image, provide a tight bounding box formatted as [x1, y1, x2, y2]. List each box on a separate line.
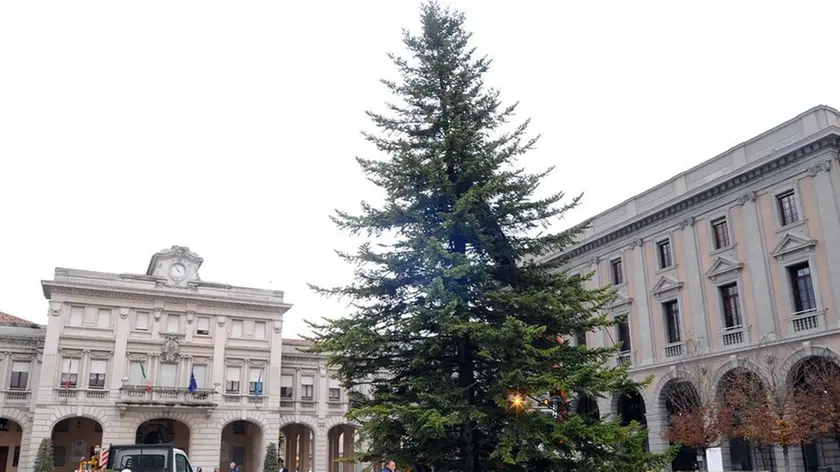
[146, 245, 203, 287]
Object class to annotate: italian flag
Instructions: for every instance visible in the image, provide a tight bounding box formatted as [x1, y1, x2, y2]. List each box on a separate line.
[140, 361, 152, 393]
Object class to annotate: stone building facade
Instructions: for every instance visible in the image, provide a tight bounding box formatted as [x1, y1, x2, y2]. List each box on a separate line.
[543, 104, 840, 471]
[0, 246, 357, 472]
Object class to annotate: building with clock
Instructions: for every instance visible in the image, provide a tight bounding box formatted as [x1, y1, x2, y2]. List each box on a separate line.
[0, 246, 360, 472]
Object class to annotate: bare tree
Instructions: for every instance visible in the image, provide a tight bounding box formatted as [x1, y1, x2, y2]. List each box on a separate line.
[724, 334, 814, 470]
[786, 349, 840, 466]
[662, 337, 733, 470]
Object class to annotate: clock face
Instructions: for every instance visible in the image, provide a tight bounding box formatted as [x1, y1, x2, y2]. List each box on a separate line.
[170, 263, 186, 279]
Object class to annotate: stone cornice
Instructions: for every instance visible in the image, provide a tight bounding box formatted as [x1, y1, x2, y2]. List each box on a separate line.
[46, 284, 292, 314]
[551, 133, 840, 264]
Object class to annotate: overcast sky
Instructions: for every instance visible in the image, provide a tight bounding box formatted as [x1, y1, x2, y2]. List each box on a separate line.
[2, 1, 840, 337]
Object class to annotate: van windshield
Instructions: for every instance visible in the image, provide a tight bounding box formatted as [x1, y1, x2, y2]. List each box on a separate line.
[112, 448, 168, 472]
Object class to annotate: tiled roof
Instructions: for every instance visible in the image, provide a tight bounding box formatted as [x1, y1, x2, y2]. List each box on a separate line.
[283, 338, 313, 346]
[0, 311, 41, 328]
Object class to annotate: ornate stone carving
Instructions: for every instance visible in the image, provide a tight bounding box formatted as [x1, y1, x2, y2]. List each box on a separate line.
[160, 335, 181, 362]
[154, 308, 162, 320]
[736, 191, 757, 206]
[119, 307, 129, 319]
[186, 312, 194, 324]
[678, 217, 695, 230]
[273, 320, 283, 334]
[807, 159, 832, 176]
[217, 316, 226, 327]
[49, 301, 63, 317]
[587, 256, 599, 267]
[319, 365, 327, 377]
[629, 238, 643, 250]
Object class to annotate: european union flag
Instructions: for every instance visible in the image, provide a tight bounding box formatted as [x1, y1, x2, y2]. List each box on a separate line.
[188, 369, 198, 393]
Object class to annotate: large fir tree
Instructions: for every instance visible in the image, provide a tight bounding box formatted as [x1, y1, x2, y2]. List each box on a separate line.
[308, 3, 671, 471]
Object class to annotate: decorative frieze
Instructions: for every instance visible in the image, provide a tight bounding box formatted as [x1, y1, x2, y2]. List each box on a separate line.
[47, 285, 287, 314]
[552, 134, 840, 261]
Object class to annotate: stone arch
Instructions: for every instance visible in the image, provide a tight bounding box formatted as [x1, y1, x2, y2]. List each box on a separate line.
[216, 410, 271, 435]
[780, 344, 840, 386]
[130, 410, 194, 433]
[324, 416, 360, 431]
[0, 408, 30, 432]
[651, 367, 695, 407]
[710, 356, 767, 397]
[49, 405, 111, 432]
[279, 414, 319, 432]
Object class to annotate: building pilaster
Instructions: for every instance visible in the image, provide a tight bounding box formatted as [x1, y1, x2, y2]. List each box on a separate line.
[738, 191, 779, 337]
[810, 160, 840, 328]
[630, 239, 655, 364]
[111, 307, 131, 394]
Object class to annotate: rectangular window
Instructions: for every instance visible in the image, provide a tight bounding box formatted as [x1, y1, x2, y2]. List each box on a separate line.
[232, 421, 247, 435]
[231, 320, 243, 337]
[575, 331, 587, 347]
[254, 321, 266, 340]
[89, 359, 107, 389]
[196, 317, 210, 336]
[789, 263, 817, 313]
[328, 377, 340, 401]
[226, 366, 241, 393]
[657, 240, 673, 269]
[159, 363, 177, 388]
[96, 309, 111, 329]
[249, 367, 264, 394]
[611, 258, 624, 285]
[280, 374, 294, 398]
[778, 191, 800, 226]
[9, 361, 29, 390]
[617, 316, 632, 353]
[69, 306, 84, 326]
[60, 358, 79, 388]
[711, 218, 730, 249]
[244, 320, 255, 336]
[128, 361, 143, 385]
[136, 311, 149, 330]
[720, 283, 742, 329]
[166, 314, 180, 334]
[83, 307, 97, 325]
[301, 375, 314, 400]
[663, 301, 681, 344]
[191, 364, 207, 389]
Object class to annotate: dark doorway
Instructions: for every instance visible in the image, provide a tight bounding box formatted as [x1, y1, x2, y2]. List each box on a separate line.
[0, 445, 10, 472]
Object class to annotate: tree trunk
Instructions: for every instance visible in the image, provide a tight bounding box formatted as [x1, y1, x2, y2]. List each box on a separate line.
[782, 445, 790, 470]
[457, 335, 476, 472]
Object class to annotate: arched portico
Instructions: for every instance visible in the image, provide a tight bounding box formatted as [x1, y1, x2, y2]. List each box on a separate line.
[135, 418, 191, 453]
[220, 420, 264, 472]
[327, 424, 356, 472]
[51, 416, 103, 472]
[280, 422, 315, 472]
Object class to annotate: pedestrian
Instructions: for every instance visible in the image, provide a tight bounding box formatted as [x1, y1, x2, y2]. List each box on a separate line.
[278, 459, 287, 472]
[381, 459, 396, 472]
[229, 462, 240, 472]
